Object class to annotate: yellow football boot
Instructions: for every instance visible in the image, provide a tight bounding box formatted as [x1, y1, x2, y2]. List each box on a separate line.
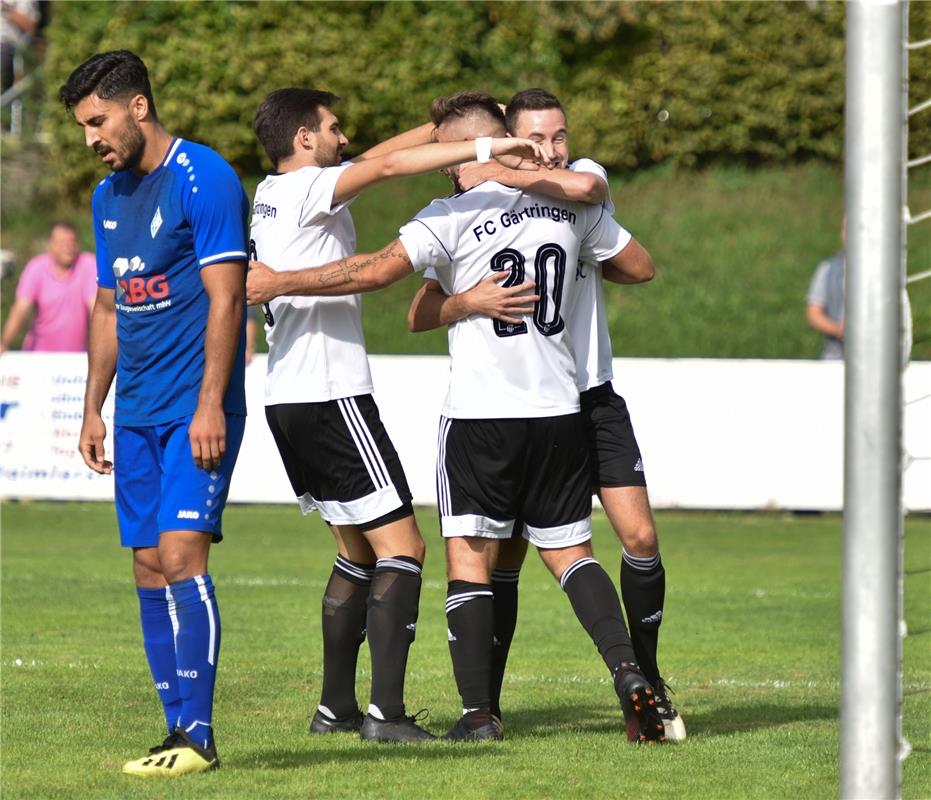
[122, 728, 219, 776]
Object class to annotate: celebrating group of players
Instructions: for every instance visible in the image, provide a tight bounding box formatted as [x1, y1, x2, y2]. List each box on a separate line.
[64, 49, 683, 778]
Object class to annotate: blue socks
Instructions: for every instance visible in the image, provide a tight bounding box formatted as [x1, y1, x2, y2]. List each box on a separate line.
[137, 586, 183, 732]
[166, 575, 221, 750]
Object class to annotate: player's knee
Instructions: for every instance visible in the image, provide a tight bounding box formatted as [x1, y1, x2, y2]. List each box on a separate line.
[540, 542, 593, 581]
[618, 524, 658, 558]
[156, 549, 205, 584]
[132, 548, 165, 587]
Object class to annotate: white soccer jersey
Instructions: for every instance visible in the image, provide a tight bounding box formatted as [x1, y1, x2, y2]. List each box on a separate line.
[251, 164, 374, 405]
[568, 158, 618, 392]
[399, 182, 630, 419]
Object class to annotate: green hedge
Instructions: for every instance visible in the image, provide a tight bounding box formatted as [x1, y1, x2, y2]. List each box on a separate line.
[41, 1, 931, 200]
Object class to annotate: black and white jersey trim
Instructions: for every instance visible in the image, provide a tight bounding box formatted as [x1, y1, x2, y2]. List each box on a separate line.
[559, 556, 599, 590]
[445, 588, 494, 614]
[337, 397, 390, 490]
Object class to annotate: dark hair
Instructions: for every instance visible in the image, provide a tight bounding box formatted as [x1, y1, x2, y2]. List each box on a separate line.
[505, 88, 564, 134]
[253, 88, 340, 169]
[430, 91, 505, 129]
[48, 220, 79, 237]
[59, 50, 157, 117]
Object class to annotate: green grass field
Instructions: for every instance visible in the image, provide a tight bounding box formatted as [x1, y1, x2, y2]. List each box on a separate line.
[2, 502, 929, 799]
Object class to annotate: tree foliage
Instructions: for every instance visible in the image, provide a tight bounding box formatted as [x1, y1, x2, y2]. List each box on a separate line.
[42, 0, 931, 199]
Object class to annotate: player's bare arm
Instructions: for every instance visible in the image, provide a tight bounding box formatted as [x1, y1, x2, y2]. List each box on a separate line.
[332, 137, 551, 204]
[353, 122, 436, 161]
[247, 238, 414, 303]
[189, 261, 245, 471]
[407, 274, 539, 333]
[457, 161, 607, 204]
[78, 287, 117, 474]
[602, 238, 655, 285]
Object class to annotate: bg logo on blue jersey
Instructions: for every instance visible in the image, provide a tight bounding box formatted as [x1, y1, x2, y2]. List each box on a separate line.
[112, 256, 170, 304]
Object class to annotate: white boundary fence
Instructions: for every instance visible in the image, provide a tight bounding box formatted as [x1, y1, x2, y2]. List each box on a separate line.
[1, 352, 928, 512]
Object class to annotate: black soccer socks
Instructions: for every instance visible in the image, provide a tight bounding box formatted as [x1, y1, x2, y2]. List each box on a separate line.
[446, 580, 495, 711]
[319, 556, 373, 720]
[620, 550, 665, 685]
[561, 557, 637, 673]
[490, 567, 521, 718]
[366, 556, 423, 721]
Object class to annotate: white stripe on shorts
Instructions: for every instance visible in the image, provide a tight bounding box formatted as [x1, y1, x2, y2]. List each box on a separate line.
[440, 513, 514, 539]
[525, 517, 593, 549]
[337, 398, 389, 490]
[314, 483, 403, 526]
[435, 416, 453, 516]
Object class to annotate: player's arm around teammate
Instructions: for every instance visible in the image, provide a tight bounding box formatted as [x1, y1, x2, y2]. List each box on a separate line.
[247, 223, 652, 307]
[328, 134, 548, 206]
[248, 236, 415, 303]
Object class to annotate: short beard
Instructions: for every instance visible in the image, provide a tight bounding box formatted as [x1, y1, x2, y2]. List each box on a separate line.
[316, 142, 341, 167]
[113, 116, 147, 172]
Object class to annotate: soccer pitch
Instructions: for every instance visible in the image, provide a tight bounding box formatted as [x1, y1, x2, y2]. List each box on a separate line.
[2, 501, 929, 799]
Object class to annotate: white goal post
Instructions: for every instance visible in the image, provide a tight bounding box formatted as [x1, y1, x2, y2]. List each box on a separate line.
[841, 1, 910, 798]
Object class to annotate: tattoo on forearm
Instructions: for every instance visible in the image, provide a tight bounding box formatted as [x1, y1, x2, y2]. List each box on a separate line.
[313, 245, 411, 290]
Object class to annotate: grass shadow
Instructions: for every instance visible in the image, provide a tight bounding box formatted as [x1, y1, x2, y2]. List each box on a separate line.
[492, 700, 838, 739]
[239, 739, 505, 770]
[672, 701, 837, 736]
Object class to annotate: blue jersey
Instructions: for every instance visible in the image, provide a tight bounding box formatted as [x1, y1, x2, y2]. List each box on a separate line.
[92, 138, 249, 426]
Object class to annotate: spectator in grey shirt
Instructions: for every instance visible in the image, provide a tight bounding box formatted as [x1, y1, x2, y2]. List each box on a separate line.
[806, 218, 845, 360]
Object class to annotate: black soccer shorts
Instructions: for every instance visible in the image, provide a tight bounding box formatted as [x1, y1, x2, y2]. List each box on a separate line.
[436, 413, 592, 548]
[580, 381, 647, 488]
[265, 394, 413, 531]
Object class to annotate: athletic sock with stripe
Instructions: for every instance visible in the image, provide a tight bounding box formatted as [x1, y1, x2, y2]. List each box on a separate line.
[365, 556, 422, 721]
[319, 555, 373, 720]
[620, 549, 665, 685]
[560, 557, 636, 674]
[490, 567, 521, 718]
[137, 586, 183, 732]
[168, 574, 220, 750]
[446, 580, 495, 712]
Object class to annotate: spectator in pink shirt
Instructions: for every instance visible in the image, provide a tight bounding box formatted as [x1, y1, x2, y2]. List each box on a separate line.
[1, 221, 97, 352]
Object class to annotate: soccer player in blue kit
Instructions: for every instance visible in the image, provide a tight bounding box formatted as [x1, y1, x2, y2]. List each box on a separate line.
[61, 51, 249, 776]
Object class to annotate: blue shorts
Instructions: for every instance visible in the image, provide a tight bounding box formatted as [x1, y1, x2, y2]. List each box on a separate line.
[114, 413, 246, 548]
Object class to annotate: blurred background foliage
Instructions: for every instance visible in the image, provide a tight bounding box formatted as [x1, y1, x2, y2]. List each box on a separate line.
[39, 0, 929, 197]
